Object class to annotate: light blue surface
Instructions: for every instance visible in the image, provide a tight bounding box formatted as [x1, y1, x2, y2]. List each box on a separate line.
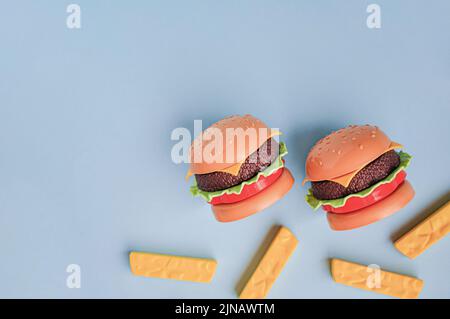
[0, 1, 449, 298]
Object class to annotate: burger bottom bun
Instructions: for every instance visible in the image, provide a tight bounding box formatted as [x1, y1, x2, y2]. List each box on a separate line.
[327, 180, 415, 231]
[212, 168, 294, 222]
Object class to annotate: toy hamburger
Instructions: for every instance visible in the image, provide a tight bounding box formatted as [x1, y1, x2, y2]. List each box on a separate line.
[188, 115, 294, 222]
[303, 125, 414, 231]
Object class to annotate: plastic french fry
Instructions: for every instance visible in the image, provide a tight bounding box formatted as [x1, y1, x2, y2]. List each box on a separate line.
[395, 201, 450, 259]
[240, 226, 298, 299]
[331, 258, 424, 299]
[129, 251, 217, 283]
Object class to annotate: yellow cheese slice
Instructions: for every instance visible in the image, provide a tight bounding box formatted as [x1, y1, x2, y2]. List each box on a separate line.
[331, 258, 423, 299]
[395, 200, 450, 259]
[186, 131, 282, 180]
[303, 141, 403, 187]
[129, 251, 217, 283]
[216, 160, 243, 175]
[328, 170, 360, 188]
[240, 226, 298, 299]
[185, 159, 244, 180]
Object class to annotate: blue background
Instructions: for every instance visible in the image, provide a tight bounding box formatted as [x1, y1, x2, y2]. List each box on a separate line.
[0, 1, 449, 298]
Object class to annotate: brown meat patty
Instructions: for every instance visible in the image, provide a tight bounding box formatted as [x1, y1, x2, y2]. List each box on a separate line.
[195, 139, 279, 192]
[311, 150, 400, 200]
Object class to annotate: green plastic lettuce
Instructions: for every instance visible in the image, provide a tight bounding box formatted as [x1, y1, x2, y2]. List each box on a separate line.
[305, 151, 412, 210]
[190, 142, 288, 202]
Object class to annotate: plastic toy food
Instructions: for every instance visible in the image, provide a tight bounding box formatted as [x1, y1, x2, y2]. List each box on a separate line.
[331, 258, 424, 299]
[395, 200, 450, 259]
[303, 125, 414, 230]
[188, 115, 294, 222]
[129, 251, 217, 283]
[240, 226, 298, 299]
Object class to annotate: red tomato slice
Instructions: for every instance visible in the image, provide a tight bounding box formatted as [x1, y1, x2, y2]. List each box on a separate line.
[209, 167, 284, 205]
[322, 170, 407, 214]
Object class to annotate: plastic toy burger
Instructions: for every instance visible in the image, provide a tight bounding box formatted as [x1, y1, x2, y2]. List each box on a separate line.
[187, 115, 294, 222]
[303, 125, 414, 231]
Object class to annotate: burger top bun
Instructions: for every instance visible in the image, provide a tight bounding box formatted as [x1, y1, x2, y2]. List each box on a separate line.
[189, 115, 279, 175]
[305, 125, 392, 181]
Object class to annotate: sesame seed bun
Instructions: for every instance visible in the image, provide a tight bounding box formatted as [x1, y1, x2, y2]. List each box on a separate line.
[305, 125, 393, 181]
[189, 115, 279, 175]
